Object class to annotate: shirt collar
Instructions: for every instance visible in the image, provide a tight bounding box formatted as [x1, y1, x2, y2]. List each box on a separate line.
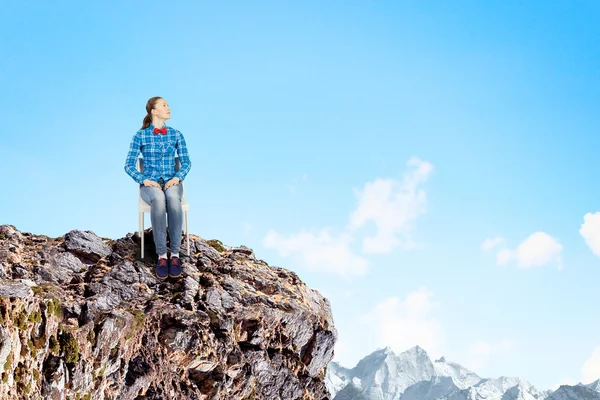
[148, 123, 168, 131]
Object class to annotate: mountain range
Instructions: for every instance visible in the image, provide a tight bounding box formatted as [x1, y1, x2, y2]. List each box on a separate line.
[326, 346, 600, 400]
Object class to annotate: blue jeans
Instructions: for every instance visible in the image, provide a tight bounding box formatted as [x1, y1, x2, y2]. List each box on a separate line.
[140, 181, 183, 255]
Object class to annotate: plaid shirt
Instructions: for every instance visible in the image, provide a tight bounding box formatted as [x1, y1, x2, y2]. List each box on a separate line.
[124, 124, 192, 184]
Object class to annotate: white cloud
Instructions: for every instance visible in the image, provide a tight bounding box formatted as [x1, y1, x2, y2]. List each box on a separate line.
[481, 237, 505, 251]
[359, 287, 444, 356]
[580, 212, 600, 258]
[264, 157, 433, 277]
[582, 346, 600, 384]
[515, 232, 563, 269]
[466, 339, 517, 372]
[262, 228, 369, 277]
[348, 157, 433, 254]
[490, 232, 563, 270]
[551, 347, 600, 391]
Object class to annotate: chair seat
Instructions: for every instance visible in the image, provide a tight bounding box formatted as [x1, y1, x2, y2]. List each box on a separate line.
[139, 197, 189, 213]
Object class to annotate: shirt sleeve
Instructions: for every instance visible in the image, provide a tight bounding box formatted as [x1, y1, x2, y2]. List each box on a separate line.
[124, 131, 146, 184]
[174, 130, 192, 181]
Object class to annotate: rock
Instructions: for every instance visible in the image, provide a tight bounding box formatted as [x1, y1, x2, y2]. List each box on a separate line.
[0, 225, 336, 399]
[0, 281, 32, 298]
[0, 225, 23, 242]
[63, 229, 112, 261]
[232, 245, 255, 258]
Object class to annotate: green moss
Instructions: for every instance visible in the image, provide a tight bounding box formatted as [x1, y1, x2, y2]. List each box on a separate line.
[28, 310, 41, 324]
[32, 369, 40, 381]
[46, 298, 62, 318]
[47, 301, 55, 316]
[31, 286, 44, 296]
[51, 299, 62, 317]
[49, 336, 60, 355]
[0, 234, 6, 240]
[59, 332, 79, 364]
[3, 352, 12, 371]
[83, 394, 92, 400]
[27, 339, 37, 358]
[87, 329, 96, 347]
[110, 345, 119, 358]
[0, 313, 3, 325]
[1, 373, 7, 383]
[128, 308, 145, 329]
[206, 239, 225, 252]
[125, 309, 145, 339]
[14, 310, 28, 330]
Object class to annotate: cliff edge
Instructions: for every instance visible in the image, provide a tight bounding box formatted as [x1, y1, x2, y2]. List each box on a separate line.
[0, 225, 336, 400]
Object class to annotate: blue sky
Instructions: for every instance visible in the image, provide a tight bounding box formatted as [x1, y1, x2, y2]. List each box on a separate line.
[2, 0, 600, 391]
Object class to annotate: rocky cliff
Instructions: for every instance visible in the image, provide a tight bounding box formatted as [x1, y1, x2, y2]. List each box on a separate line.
[0, 225, 336, 400]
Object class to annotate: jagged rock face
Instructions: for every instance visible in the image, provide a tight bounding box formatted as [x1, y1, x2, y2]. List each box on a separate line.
[0, 225, 337, 400]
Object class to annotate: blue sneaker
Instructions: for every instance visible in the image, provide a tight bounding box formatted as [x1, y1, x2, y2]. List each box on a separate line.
[169, 256, 182, 278]
[155, 257, 169, 280]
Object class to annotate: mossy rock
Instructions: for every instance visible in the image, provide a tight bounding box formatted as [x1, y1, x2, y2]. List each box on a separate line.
[4, 352, 12, 371]
[28, 310, 42, 324]
[46, 298, 62, 318]
[31, 286, 44, 296]
[49, 336, 60, 355]
[125, 308, 145, 340]
[14, 310, 28, 330]
[59, 332, 80, 364]
[206, 239, 225, 252]
[87, 329, 96, 347]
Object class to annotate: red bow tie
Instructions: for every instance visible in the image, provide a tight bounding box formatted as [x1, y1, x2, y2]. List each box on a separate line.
[153, 127, 167, 135]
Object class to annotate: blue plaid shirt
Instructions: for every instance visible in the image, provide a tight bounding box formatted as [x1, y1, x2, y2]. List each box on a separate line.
[124, 124, 192, 184]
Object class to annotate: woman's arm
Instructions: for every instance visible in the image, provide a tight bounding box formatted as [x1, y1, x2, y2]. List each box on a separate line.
[174, 130, 192, 181]
[124, 131, 146, 184]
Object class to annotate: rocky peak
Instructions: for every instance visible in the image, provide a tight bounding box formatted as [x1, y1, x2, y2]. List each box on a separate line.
[0, 225, 337, 399]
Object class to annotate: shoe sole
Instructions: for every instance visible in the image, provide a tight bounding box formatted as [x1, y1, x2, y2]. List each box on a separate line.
[169, 272, 182, 278]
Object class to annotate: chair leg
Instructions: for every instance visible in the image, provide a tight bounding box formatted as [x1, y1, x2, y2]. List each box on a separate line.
[139, 212, 144, 259]
[185, 211, 190, 256]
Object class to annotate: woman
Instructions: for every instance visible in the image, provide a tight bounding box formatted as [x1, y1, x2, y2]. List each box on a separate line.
[124, 96, 192, 280]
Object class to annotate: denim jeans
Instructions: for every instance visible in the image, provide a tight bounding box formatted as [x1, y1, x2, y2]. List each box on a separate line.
[140, 180, 183, 255]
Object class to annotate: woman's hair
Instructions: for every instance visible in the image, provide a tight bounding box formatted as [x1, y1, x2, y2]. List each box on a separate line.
[141, 96, 163, 129]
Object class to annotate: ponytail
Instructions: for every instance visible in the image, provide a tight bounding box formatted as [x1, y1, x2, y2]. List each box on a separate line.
[140, 96, 163, 130]
[141, 113, 153, 130]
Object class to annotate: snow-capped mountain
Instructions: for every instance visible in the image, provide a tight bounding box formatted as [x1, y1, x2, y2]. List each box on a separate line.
[546, 385, 600, 400]
[327, 346, 436, 400]
[325, 346, 599, 400]
[582, 380, 600, 393]
[432, 356, 481, 389]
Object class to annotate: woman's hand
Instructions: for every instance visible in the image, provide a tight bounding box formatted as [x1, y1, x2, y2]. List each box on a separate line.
[164, 177, 180, 190]
[143, 179, 162, 188]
